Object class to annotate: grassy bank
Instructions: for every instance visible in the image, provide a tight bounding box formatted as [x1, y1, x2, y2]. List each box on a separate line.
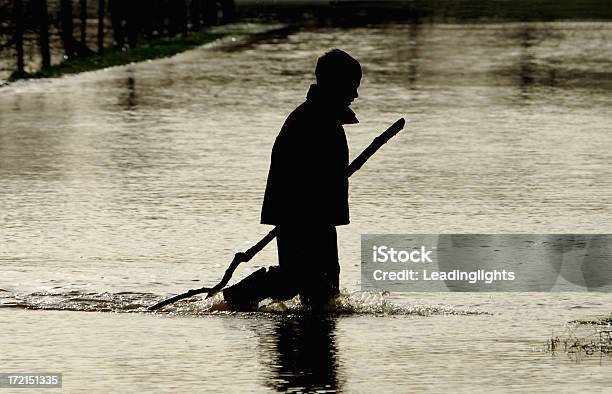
[573, 316, 612, 326]
[9, 30, 225, 82]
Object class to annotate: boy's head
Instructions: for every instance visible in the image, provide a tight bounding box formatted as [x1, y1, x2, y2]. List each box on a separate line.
[315, 49, 362, 107]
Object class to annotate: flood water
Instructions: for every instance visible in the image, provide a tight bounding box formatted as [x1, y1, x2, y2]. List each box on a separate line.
[1, 21, 612, 392]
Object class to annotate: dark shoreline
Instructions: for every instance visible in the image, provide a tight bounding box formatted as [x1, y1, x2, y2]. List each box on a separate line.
[1, 23, 293, 86]
[6, 30, 224, 83]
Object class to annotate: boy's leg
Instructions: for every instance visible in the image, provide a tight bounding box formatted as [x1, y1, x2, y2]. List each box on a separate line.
[222, 266, 298, 310]
[299, 226, 340, 307]
[278, 225, 340, 307]
[222, 267, 268, 310]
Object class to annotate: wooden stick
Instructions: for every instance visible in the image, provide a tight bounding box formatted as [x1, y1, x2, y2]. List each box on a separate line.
[348, 118, 405, 176]
[148, 118, 405, 311]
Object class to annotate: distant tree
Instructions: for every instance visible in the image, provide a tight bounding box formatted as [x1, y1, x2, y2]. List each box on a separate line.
[108, 0, 124, 49]
[203, 0, 218, 26]
[151, 0, 166, 37]
[179, 0, 188, 35]
[220, 0, 235, 23]
[190, 0, 202, 31]
[140, 0, 154, 40]
[59, 0, 77, 58]
[169, 0, 188, 36]
[97, 0, 104, 53]
[33, 0, 51, 69]
[13, 0, 25, 74]
[125, 0, 140, 48]
[80, 0, 86, 44]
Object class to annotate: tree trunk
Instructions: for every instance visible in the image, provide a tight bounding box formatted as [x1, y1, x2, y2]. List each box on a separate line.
[220, 0, 235, 23]
[34, 0, 51, 69]
[177, 0, 188, 36]
[97, 0, 104, 53]
[140, 0, 153, 40]
[152, 0, 166, 37]
[168, 0, 177, 36]
[13, 0, 25, 74]
[125, 0, 139, 48]
[60, 0, 75, 58]
[80, 0, 86, 44]
[190, 0, 201, 31]
[202, 0, 217, 26]
[108, 0, 124, 49]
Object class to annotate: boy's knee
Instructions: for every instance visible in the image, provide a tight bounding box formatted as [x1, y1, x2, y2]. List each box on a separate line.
[222, 267, 268, 309]
[222, 266, 298, 309]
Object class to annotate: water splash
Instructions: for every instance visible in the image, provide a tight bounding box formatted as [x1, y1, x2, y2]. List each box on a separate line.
[0, 289, 487, 317]
[0, 290, 155, 313]
[255, 290, 488, 317]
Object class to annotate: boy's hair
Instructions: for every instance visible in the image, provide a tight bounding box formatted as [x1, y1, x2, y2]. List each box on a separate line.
[315, 49, 362, 86]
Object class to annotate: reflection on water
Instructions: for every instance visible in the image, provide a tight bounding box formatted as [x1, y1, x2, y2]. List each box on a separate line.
[119, 74, 139, 110]
[262, 315, 341, 392]
[516, 25, 538, 98]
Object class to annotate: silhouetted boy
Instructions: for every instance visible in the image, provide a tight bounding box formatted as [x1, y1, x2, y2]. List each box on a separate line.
[223, 49, 362, 309]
